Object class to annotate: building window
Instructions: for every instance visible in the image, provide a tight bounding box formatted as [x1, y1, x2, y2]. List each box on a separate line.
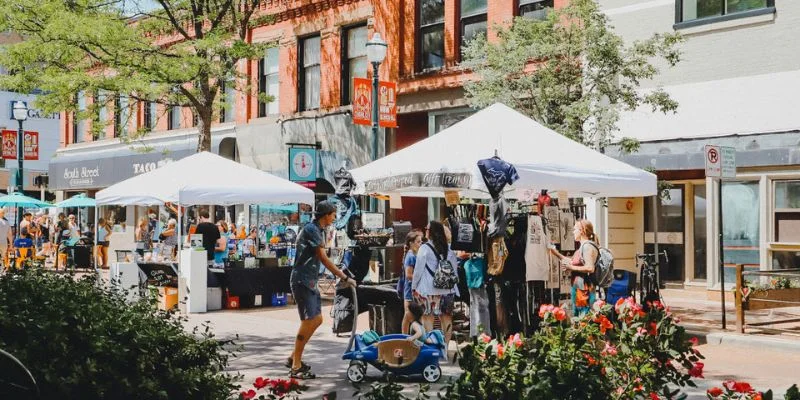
[97, 91, 108, 128]
[259, 47, 280, 117]
[341, 24, 368, 106]
[220, 80, 236, 122]
[418, 0, 445, 71]
[73, 91, 86, 143]
[298, 35, 321, 111]
[773, 180, 800, 243]
[678, 0, 772, 23]
[143, 101, 156, 131]
[460, 0, 488, 58]
[722, 181, 760, 280]
[168, 106, 181, 130]
[518, 0, 553, 20]
[114, 95, 129, 138]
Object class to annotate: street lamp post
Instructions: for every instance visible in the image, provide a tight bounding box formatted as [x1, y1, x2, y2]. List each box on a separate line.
[11, 101, 28, 229]
[366, 32, 387, 211]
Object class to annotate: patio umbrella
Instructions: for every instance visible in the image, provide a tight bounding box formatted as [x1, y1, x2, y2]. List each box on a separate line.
[0, 192, 51, 208]
[55, 194, 96, 208]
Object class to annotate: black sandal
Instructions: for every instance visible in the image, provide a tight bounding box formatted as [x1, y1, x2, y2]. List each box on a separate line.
[289, 368, 316, 379]
[284, 358, 310, 371]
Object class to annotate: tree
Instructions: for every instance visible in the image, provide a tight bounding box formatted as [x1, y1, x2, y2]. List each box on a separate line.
[461, 0, 683, 152]
[0, 0, 272, 152]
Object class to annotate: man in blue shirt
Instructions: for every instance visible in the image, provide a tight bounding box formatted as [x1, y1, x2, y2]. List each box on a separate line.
[288, 200, 355, 379]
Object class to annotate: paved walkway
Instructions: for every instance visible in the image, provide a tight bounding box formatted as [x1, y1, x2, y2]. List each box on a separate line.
[186, 299, 800, 399]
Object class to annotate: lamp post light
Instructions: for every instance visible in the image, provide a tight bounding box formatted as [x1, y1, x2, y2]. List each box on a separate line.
[366, 33, 387, 212]
[11, 101, 28, 230]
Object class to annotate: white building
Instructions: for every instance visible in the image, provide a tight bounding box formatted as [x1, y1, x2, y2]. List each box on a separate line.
[600, 0, 797, 292]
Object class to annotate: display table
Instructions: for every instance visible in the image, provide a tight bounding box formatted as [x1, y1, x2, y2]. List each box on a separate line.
[222, 265, 292, 307]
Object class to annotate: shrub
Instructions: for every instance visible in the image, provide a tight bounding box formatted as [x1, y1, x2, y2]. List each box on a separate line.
[440, 298, 703, 399]
[0, 269, 239, 399]
[707, 382, 799, 400]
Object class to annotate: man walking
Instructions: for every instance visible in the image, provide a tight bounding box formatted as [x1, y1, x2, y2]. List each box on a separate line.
[0, 209, 12, 268]
[193, 209, 221, 286]
[287, 200, 355, 379]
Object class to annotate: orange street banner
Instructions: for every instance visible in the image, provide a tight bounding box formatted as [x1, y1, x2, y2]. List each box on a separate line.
[352, 78, 372, 126]
[1, 130, 15, 160]
[378, 81, 397, 128]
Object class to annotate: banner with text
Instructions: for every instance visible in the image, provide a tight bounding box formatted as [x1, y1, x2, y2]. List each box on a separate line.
[1, 130, 39, 160]
[351, 78, 398, 128]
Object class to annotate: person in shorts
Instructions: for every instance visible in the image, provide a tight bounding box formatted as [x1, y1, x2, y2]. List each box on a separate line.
[287, 200, 356, 379]
[0, 209, 12, 268]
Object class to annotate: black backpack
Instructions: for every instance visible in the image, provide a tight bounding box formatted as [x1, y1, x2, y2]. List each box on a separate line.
[424, 243, 459, 290]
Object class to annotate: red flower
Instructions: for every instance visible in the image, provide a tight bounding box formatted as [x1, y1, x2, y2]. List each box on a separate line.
[496, 343, 505, 358]
[733, 381, 754, 393]
[240, 389, 256, 400]
[689, 337, 699, 347]
[253, 377, 268, 390]
[754, 394, 763, 400]
[553, 307, 567, 321]
[723, 380, 737, 391]
[539, 304, 554, 318]
[648, 322, 658, 336]
[649, 391, 659, 399]
[479, 333, 491, 343]
[688, 362, 704, 378]
[583, 353, 599, 366]
[707, 387, 724, 397]
[594, 315, 614, 334]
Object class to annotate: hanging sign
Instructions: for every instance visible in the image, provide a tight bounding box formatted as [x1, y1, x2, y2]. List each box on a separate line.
[1, 130, 39, 160]
[362, 212, 384, 229]
[557, 191, 569, 209]
[351, 79, 398, 128]
[444, 190, 460, 206]
[378, 81, 397, 128]
[389, 193, 403, 209]
[288, 147, 317, 182]
[352, 78, 372, 126]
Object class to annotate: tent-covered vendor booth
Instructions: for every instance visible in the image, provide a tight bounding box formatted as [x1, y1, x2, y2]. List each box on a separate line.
[96, 151, 314, 313]
[349, 103, 658, 338]
[350, 103, 656, 199]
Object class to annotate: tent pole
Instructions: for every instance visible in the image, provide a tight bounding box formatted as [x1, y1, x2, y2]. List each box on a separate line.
[93, 205, 98, 273]
[177, 203, 182, 255]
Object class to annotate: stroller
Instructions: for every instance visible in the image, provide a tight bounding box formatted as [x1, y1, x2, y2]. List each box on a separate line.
[342, 286, 446, 384]
[58, 231, 94, 270]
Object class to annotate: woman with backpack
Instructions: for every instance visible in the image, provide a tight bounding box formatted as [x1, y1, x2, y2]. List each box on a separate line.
[550, 219, 599, 317]
[412, 220, 460, 357]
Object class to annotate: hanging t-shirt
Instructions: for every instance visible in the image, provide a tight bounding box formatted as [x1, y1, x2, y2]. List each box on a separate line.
[525, 215, 549, 281]
[487, 196, 508, 239]
[477, 157, 520, 199]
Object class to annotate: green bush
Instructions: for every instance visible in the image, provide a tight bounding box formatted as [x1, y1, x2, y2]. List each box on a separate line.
[0, 269, 239, 399]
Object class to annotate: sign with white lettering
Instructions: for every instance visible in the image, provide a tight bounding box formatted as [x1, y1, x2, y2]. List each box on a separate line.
[721, 146, 736, 179]
[363, 172, 472, 193]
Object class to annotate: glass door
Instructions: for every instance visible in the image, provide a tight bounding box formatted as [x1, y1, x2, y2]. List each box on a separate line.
[644, 185, 685, 282]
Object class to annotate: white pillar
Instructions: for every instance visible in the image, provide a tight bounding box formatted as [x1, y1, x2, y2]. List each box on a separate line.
[759, 175, 770, 271]
[706, 177, 720, 290]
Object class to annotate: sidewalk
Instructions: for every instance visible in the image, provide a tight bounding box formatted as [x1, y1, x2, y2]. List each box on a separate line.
[662, 288, 800, 351]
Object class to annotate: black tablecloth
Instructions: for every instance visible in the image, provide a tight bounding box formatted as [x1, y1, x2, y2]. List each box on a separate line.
[223, 266, 292, 297]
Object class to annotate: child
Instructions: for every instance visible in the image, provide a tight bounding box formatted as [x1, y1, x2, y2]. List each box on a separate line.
[407, 302, 428, 347]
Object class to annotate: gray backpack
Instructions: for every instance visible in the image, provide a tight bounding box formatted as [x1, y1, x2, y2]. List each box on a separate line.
[583, 242, 615, 289]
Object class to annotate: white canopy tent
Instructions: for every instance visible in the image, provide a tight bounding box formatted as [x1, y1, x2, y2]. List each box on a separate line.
[350, 103, 656, 199]
[96, 151, 314, 206]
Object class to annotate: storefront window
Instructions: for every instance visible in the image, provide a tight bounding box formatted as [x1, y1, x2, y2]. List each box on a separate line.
[773, 180, 800, 243]
[694, 184, 707, 280]
[721, 181, 760, 274]
[644, 187, 684, 233]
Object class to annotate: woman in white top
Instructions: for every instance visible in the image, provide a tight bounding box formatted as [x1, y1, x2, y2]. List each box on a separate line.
[412, 220, 460, 354]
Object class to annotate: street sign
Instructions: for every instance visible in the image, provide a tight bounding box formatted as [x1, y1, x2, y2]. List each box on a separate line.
[721, 146, 736, 178]
[351, 78, 398, 128]
[1, 130, 39, 160]
[705, 145, 721, 178]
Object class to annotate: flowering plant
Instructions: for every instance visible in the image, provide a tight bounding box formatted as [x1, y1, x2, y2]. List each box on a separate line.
[707, 382, 798, 400]
[440, 298, 703, 399]
[236, 377, 306, 400]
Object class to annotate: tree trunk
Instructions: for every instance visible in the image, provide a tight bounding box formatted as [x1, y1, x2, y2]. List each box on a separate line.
[196, 110, 213, 152]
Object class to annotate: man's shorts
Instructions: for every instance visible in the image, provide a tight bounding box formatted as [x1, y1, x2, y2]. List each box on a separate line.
[292, 283, 322, 321]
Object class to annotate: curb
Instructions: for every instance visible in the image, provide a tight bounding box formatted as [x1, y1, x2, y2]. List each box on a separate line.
[682, 323, 800, 352]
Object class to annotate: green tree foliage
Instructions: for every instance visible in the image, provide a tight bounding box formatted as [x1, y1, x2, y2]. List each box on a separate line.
[461, 0, 683, 152]
[0, 0, 271, 151]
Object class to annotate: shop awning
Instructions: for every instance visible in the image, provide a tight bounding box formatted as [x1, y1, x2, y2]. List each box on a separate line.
[96, 151, 314, 206]
[48, 129, 234, 191]
[350, 103, 657, 199]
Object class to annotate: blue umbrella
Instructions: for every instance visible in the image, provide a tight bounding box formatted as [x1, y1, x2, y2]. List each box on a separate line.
[0, 192, 51, 208]
[56, 193, 96, 208]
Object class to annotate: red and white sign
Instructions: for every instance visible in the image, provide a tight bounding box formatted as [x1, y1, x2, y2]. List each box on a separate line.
[351, 78, 398, 128]
[1, 130, 39, 160]
[705, 145, 721, 178]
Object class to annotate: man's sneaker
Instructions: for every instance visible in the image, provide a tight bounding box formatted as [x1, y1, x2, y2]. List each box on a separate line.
[284, 358, 310, 371]
[289, 368, 316, 380]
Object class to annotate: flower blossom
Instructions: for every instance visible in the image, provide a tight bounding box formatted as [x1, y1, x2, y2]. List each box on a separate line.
[688, 362, 704, 378]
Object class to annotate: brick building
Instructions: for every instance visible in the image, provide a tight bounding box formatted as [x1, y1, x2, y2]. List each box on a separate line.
[51, 0, 557, 226]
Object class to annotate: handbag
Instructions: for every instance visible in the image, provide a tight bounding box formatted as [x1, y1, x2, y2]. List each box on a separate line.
[448, 205, 483, 252]
[486, 236, 508, 276]
[424, 243, 459, 290]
